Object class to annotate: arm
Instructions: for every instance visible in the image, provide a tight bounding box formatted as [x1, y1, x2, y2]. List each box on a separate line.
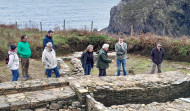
[162, 49, 165, 61]
[43, 38, 47, 49]
[121, 43, 127, 53]
[7, 55, 14, 68]
[42, 51, 50, 66]
[101, 53, 112, 63]
[80, 52, 85, 63]
[115, 44, 124, 55]
[17, 43, 27, 56]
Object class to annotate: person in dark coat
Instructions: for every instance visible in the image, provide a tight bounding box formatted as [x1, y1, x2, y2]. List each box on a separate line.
[96, 44, 114, 76]
[80, 45, 94, 75]
[150, 43, 165, 74]
[43, 30, 55, 49]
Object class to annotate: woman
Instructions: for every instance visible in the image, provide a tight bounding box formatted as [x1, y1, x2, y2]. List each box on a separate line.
[80, 45, 94, 75]
[42, 42, 60, 78]
[7, 45, 20, 81]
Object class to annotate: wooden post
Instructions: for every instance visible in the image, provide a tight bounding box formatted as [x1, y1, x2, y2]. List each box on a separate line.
[63, 19, 66, 30]
[40, 22, 42, 32]
[91, 21, 93, 32]
[131, 25, 134, 37]
[15, 21, 18, 29]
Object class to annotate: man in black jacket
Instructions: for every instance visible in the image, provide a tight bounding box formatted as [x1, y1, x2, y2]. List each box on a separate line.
[150, 43, 165, 74]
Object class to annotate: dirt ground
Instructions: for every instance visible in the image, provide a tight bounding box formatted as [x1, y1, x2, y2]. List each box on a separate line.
[1, 54, 190, 83]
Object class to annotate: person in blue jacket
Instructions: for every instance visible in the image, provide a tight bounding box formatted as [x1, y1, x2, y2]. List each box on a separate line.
[43, 30, 55, 49]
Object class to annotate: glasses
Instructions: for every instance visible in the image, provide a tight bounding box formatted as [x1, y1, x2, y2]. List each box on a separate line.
[158, 46, 161, 47]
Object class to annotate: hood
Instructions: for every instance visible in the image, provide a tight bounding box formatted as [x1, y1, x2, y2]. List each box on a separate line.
[96, 48, 106, 54]
[45, 35, 52, 39]
[44, 47, 53, 52]
[8, 50, 17, 55]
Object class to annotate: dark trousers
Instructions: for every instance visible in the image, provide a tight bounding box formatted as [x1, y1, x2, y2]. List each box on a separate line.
[21, 57, 29, 78]
[11, 69, 19, 81]
[151, 63, 162, 74]
[46, 66, 60, 78]
[99, 69, 106, 76]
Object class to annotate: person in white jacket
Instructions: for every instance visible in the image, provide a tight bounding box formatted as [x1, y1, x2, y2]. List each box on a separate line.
[7, 45, 20, 81]
[42, 42, 60, 78]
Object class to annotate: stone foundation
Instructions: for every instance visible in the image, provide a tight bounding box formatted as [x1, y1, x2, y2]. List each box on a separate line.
[0, 71, 190, 110]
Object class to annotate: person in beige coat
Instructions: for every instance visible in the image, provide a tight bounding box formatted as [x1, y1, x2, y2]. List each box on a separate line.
[42, 42, 60, 78]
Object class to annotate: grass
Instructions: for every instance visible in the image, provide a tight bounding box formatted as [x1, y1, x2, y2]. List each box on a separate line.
[89, 54, 190, 76]
[1, 54, 190, 82]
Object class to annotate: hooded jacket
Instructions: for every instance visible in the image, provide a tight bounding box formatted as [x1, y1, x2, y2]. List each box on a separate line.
[96, 48, 112, 69]
[43, 35, 55, 49]
[17, 41, 31, 58]
[42, 47, 57, 69]
[150, 47, 165, 64]
[7, 50, 19, 70]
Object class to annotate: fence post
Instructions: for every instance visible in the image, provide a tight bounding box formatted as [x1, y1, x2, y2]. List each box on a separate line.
[63, 19, 66, 30]
[15, 21, 18, 29]
[131, 25, 134, 37]
[40, 22, 42, 32]
[91, 21, 93, 32]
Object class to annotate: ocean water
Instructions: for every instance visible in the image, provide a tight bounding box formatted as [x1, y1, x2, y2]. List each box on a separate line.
[0, 0, 120, 30]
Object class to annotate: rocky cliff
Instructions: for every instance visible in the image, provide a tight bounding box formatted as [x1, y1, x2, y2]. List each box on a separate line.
[108, 0, 190, 36]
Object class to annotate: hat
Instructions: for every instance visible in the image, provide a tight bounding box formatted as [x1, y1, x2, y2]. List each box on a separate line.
[10, 45, 17, 50]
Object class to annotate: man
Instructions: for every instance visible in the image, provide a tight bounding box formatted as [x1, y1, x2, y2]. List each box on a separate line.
[96, 44, 114, 76]
[150, 43, 165, 74]
[17, 35, 32, 81]
[43, 30, 55, 49]
[42, 42, 60, 78]
[115, 36, 127, 76]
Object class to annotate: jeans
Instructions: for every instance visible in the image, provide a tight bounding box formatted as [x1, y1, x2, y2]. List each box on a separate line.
[11, 69, 19, 81]
[46, 66, 60, 78]
[84, 64, 92, 75]
[99, 69, 106, 76]
[116, 59, 127, 76]
[151, 63, 162, 74]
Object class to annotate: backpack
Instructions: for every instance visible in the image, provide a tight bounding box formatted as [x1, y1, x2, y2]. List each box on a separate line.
[5, 54, 14, 64]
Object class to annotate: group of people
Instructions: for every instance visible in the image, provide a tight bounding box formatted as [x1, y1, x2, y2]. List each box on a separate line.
[7, 30, 60, 81]
[7, 30, 165, 81]
[80, 36, 165, 76]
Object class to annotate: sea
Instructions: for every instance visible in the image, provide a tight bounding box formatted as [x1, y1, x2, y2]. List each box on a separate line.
[0, 0, 120, 30]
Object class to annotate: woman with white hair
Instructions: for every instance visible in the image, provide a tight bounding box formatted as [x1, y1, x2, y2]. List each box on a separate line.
[42, 42, 60, 78]
[80, 45, 94, 75]
[96, 44, 114, 76]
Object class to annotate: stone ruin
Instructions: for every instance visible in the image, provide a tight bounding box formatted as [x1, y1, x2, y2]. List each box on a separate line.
[58, 52, 116, 76]
[0, 52, 190, 111]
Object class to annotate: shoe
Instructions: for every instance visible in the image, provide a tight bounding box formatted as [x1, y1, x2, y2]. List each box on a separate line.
[26, 75, 32, 79]
[23, 77, 27, 81]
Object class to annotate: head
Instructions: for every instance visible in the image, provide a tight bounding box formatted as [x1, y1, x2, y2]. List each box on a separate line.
[10, 45, 17, 52]
[119, 36, 124, 43]
[157, 43, 162, 50]
[21, 35, 27, 42]
[86, 45, 93, 52]
[102, 44, 109, 52]
[47, 30, 53, 37]
[46, 42, 53, 50]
